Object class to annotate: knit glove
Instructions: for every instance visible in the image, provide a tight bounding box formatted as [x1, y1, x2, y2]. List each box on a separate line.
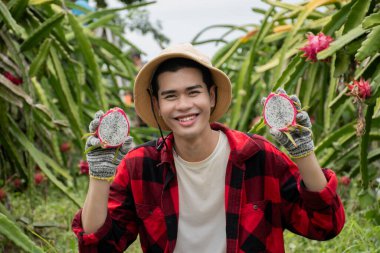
[261, 89, 314, 158]
[85, 110, 133, 181]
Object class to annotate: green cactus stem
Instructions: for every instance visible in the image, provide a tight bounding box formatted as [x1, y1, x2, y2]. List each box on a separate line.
[360, 102, 375, 189]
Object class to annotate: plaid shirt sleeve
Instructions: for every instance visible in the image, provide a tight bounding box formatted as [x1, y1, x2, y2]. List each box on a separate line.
[72, 157, 139, 253]
[268, 141, 345, 240]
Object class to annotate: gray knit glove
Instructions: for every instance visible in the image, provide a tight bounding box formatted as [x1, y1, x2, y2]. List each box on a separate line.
[262, 89, 314, 158]
[85, 110, 133, 181]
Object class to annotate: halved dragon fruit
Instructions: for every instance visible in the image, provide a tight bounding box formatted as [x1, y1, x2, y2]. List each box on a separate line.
[96, 107, 130, 148]
[263, 93, 297, 131]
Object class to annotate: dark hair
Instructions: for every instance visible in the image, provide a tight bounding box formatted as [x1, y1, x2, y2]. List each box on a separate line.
[150, 58, 214, 98]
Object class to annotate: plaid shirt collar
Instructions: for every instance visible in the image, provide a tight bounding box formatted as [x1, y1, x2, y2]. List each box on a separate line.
[158, 122, 261, 171]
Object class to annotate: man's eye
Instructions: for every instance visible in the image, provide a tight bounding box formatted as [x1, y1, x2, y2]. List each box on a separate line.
[164, 95, 176, 100]
[189, 90, 201, 96]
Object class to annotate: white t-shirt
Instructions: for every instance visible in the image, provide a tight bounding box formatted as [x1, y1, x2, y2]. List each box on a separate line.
[173, 131, 230, 253]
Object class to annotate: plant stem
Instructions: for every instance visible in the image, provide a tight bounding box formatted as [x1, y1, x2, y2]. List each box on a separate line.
[360, 102, 375, 189]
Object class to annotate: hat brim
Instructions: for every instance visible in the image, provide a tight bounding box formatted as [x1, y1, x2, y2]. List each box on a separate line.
[134, 51, 232, 131]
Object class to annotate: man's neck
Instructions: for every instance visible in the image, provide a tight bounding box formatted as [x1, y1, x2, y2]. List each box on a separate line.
[173, 129, 220, 162]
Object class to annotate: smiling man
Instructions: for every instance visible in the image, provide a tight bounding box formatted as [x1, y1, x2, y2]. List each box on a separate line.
[72, 43, 345, 253]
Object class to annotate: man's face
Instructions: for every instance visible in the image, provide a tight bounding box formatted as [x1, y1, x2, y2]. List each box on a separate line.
[155, 67, 215, 141]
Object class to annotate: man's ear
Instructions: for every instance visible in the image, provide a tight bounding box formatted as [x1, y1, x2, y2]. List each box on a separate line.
[209, 85, 216, 107]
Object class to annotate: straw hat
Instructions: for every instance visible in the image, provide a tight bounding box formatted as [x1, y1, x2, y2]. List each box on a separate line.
[133, 43, 232, 131]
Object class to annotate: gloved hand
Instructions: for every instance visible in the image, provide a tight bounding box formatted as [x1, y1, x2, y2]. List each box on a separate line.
[261, 89, 314, 158]
[85, 110, 133, 181]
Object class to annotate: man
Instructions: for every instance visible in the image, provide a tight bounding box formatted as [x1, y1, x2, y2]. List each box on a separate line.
[72, 43, 345, 252]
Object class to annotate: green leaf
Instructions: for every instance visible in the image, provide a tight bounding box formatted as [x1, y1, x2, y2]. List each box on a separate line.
[230, 6, 274, 129]
[31, 77, 49, 106]
[271, 1, 320, 83]
[317, 25, 367, 60]
[255, 47, 299, 73]
[68, 13, 107, 111]
[8, 0, 28, 21]
[238, 79, 263, 130]
[355, 26, 380, 62]
[0, 1, 24, 36]
[322, 0, 355, 36]
[363, 13, 380, 29]
[80, 1, 156, 24]
[0, 73, 33, 105]
[90, 36, 124, 61]
[315, 122, 355, 156]
[301, 63, 319, 108]
[354, 53, 380, 80]
[252, 8, 267, 15]
[86, 13, 115, 30]
[334, 51, 350, 77]
[20, 12, 65, 52]
[8, 117, 81, 207]
[248, 117, 265, 134]
[273, 52, 302, 91]
[0, 213, 44, 253]
[342, 0, 371, 34]
[262, 0, 301, 11]
[49, 47, 84, 140]
[324, 54, 337, 132]
[366, 70, 380, 105]
[0, 101, 28, 178]
[0, 85, 23, 107]
[329, 85, 349, 110]
[29, 38, 52, 77]
[263, 31, 287, 44]
[213, 39, 243, 69]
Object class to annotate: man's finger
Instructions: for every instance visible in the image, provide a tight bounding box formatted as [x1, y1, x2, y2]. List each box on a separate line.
[289, 95, 302, 110]
[120, 136, 133, 154]
[87, 135, 101, 147]
[296, 111, 312, 128]
[89, 119, 100, 132]
[94, 110, 104, 119]
[276, 88, 287, 95]
[269, 127, 283, 139]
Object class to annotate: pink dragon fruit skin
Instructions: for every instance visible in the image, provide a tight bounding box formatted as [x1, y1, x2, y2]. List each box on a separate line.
[348, 78, 371, 99]
[300, 32, 333, 62]
[96, 107, 130, 148]
[263, 93, 297, 131]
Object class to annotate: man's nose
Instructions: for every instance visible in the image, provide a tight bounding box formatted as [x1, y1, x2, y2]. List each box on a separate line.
[176, 95, 192, 110]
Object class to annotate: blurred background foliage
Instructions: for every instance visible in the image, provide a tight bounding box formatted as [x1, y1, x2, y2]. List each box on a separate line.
[0, 0, 379, 251]
[193, 0, 380, 224]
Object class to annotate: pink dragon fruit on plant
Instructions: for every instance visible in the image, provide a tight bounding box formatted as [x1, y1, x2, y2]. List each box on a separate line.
[0, 188, 6, 201]
[3, 71, 23, 85]
[34, 172, 45, 185]
[300, 32, 333, 62]
[348, 78, 371, 100]
[79, 160, 89, 175]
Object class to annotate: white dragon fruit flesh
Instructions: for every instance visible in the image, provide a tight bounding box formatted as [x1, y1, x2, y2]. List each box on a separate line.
[263, 93, 297, 131]
[96, 107, 130, 148]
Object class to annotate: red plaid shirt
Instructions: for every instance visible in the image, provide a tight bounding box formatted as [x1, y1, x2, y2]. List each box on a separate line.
[72, 123, 345, 253]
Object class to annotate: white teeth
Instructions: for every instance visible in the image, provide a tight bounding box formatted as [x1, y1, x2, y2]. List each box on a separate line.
[178, 115, 195, 122]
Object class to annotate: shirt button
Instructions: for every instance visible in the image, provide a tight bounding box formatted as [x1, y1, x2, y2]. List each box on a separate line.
[253, 204, 258, 210]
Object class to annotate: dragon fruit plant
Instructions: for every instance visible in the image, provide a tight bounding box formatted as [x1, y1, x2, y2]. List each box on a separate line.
[348, 78, 371, 101]
[300, 32, 333, 62]
[346, 78, 372, 136]
[263, 92, 310, 147]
